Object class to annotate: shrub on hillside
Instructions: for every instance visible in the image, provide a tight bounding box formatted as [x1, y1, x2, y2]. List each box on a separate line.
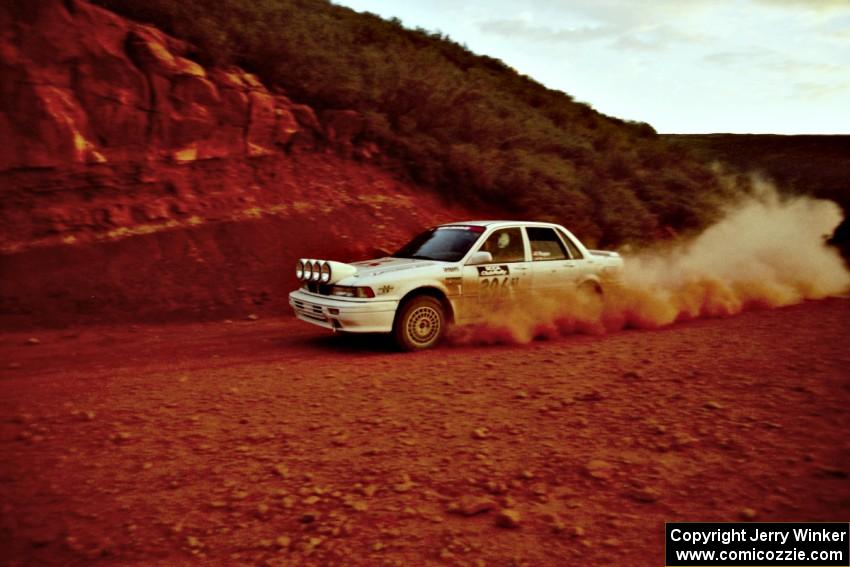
[95, 0, 731, 246]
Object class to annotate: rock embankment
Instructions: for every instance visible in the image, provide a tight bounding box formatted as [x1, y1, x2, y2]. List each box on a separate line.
[0, 0, 468, 327]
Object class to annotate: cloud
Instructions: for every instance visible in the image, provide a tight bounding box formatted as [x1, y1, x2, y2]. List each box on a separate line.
[613, 34, 665, 52]
[702, 51, 752, 66]
[478, 17, 707, 52]
[791, 81, 850, 100]
[612, 27, 707, 52]
[477, 19, 612, 43]
[702, 48, 848, 77]
[532, 0, 718, 28]
[753, 0, 850, 10]
[764, 58, 845, 75]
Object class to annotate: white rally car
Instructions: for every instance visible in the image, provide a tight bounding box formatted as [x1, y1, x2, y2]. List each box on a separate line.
[289, 221, 623, 350]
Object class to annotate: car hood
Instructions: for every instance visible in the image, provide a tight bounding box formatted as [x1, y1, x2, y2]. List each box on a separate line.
[349, 257, 440, 278]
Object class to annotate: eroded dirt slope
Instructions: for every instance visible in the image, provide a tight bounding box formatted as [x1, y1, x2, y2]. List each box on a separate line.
[1, 299, 849, 566]
[0, 0, 474, 328]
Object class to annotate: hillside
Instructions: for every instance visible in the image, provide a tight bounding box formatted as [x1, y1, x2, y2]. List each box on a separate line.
[665, 134, 850, 211]
[0, 0, 748, 327]
[666, 134, 850, 255]
[93, 0, 735, 246]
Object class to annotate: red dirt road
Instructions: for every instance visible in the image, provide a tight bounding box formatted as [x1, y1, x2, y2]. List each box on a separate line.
[2, 299, 849, 566]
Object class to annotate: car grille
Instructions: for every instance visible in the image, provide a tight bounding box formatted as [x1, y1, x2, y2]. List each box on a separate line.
[292, 299, 325, 321]
[305, 283, 333, 295]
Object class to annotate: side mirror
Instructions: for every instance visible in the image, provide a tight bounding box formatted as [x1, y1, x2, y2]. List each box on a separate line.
[467, 251, 493, 265]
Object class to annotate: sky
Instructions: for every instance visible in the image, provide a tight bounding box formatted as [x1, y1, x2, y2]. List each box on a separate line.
[333, 0, 850, 134]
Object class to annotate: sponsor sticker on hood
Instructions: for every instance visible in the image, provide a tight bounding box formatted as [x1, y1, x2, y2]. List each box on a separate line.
[350, 257, 437, 277]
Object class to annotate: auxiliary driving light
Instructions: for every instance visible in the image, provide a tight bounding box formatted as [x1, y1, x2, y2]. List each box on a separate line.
[311, 260, 323, 281]
[320, 261, 332, 283]
[295, 258, 306, 280]
[303, 259, 314, 280]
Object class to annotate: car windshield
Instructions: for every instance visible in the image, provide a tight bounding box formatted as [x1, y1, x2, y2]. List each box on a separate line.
[393, 226, 485, 262]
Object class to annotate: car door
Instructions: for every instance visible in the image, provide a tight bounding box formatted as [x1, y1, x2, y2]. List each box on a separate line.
[555, 226, 600, 284]
[460, 226, 532, 320]
[526, 226, 590, 296]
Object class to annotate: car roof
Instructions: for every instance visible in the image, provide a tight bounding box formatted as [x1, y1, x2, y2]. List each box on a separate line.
[440, 220, 562, 229]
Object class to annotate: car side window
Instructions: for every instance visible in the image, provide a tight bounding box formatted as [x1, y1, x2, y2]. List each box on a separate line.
[557, 228, 584, 259]
[527, 227, 569, 261]
[478, 228, 525, 263]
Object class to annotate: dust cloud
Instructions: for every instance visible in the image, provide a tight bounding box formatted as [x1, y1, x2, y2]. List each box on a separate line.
[450, 183, 850, 345]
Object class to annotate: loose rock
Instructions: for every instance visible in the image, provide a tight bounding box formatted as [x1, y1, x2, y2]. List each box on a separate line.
[447, 496, 497, 516]
[496, 508, 521, 529]
[186, 536, 202, 549]
[471, 427, 490, 440]
[275, 535, 291, 549]
[393, 474, 414, 493]
[585, 459, 614, 480]
[628, 487, 662, 503]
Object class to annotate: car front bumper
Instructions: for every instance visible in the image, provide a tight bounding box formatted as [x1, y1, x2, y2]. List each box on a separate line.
[288, 289, 398, 333]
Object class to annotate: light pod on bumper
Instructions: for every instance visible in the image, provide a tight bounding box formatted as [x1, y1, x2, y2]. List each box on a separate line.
[324, 261, 357, 284]
[320, 262, 332, 283]
[295, 259, 357, 284]
[311, 260, 323, 281]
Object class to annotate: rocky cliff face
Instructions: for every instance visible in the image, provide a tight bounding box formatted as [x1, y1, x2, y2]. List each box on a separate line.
[0, 0, 468, 327]
[3, 1, 309, 170]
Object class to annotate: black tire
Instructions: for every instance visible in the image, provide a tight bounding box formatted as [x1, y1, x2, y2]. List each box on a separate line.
[392, 296, 445, 351]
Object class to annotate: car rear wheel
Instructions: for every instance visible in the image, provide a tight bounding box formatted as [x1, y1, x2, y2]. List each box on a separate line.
[579, 280, 603, 297]
[393, 296, 445, 351]
[577, 280, 605, 313]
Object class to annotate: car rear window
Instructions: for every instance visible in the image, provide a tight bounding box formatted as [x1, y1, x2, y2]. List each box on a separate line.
[527, 227, 569, 261]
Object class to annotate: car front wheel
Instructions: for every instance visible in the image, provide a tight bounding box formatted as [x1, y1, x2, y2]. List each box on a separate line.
[393, 296, 445, 351]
